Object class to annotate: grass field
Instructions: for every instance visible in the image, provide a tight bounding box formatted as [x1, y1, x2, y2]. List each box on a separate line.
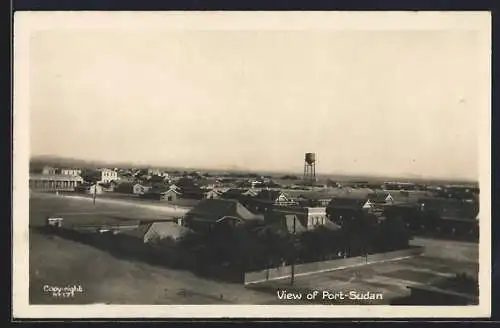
[28, 193, 480, 305]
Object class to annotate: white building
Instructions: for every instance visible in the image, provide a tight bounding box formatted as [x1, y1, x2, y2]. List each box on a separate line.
[148, 168, 169, 178]
[60, 168, 82, 176]
[273, 206, 329, 229]
[99, 168, 118, 183]
[42, 166, 57, 175]
[133, 183, 151, 195]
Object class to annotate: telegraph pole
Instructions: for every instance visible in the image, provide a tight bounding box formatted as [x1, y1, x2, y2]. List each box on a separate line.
[92, 173, 99, 206]
[291, 216, 296, 285]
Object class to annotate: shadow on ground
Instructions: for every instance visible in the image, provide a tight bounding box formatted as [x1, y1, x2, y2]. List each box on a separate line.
[33, 226, 243, 284]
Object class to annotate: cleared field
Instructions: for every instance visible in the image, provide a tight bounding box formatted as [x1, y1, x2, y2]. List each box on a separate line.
[30, 193, 188, 227]
[64, 191, 200, 209]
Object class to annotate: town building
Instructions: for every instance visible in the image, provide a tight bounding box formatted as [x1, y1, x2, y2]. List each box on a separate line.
[294, 191, 338, 207]
[266, 206, 340, 233]
[60, 168, 82, 176]
[109, 180, 121, 190]
[180, 187, 223, 200]
[439, 185, 480, 200]
[99, 182, 115, 192]
[29, 174, 84, 192]
[184, 199, 263, 232]
[141, 187, 181, 201]
[116, 174, 135, 183]
[204, 189, 221, 199]
[42, 166, 57, 175]
[169, 184, 180, 192]
[417, 197, 479, 219]
[367, 191, 395, 205]
[382, 181, 417, 191]
[147, 168, 169, 179]
[117, 220, 191, 243]
[255, 190, 293, 204]
[98, 168, 118, 183]
[326, 196, 375, 222]
[133, 183, 151, 195]
[221, 188, 258, 200]
[75, 183, 104, 195]
[247, 190, 297, 213]
[197, 178, 220, 190]
[390, 190, 432, 204]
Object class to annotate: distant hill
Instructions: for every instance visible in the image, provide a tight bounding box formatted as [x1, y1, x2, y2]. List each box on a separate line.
[30, 155, 134, 170]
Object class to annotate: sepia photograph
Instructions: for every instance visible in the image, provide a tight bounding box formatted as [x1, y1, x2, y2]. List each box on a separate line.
[13, 11, 491, 318]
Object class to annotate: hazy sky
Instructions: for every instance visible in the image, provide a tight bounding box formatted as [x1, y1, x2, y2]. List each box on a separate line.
[29, 29, 482, 179]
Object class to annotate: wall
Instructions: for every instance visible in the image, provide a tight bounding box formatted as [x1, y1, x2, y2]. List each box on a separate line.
[244, 247, 424, 285]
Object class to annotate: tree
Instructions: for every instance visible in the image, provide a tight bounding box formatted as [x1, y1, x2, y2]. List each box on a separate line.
[80, 169, 101, 184]
[376, 216, 411, 251]
[149, 175, 165, 184]
[238, 220, 291, 270]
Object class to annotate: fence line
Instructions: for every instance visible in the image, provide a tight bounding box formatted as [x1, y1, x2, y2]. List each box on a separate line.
[244, 247, 424, 285]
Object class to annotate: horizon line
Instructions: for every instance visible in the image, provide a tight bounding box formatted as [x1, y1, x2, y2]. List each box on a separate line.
[29, 154, 479, 183]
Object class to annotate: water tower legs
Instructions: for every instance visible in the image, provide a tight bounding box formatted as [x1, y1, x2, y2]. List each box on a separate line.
[303, 162, 316, 184]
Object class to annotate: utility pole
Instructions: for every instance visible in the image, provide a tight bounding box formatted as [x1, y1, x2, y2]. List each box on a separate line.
[365, 242, 368, 264]
[291, 216, 296, 285]
[92, 174, 99, 206]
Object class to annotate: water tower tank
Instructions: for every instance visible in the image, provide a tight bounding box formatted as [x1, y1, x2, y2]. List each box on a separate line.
[305, 153, 316, 165]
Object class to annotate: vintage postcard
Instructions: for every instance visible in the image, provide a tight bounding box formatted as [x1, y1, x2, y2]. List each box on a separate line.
[13, 11, 491, 318]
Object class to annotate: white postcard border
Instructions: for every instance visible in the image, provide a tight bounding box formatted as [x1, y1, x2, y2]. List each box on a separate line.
[13, 11, 492, 319]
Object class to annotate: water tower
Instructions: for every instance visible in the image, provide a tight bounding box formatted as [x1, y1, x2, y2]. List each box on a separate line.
[303, 152, 316, 184]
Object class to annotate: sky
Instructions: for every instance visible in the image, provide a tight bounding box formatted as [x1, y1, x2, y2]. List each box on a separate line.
[29, 29, 483, 180]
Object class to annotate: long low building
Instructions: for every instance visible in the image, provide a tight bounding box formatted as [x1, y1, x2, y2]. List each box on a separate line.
[29, 173, 84, 192]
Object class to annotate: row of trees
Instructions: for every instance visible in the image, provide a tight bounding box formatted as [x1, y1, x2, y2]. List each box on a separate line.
[153, 212, 412, 273]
